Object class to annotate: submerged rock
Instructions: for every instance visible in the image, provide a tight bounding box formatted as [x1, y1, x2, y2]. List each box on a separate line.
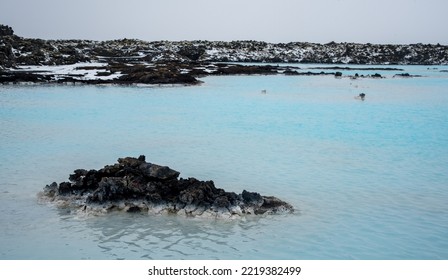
[39, 156, 294, 218]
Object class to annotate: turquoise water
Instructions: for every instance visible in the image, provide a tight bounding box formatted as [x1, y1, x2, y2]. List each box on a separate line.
[1, 65, 448, 259]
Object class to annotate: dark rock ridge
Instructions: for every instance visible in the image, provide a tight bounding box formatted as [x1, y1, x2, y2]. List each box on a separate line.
[2, 24, 447, 84]
[40, 156, 294, 218]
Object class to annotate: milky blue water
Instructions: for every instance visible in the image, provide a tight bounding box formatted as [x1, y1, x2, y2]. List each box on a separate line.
[1, 65, 448, 259]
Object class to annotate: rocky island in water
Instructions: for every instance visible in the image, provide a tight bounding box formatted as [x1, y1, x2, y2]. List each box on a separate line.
[1, 24, 448, 85]
[40, 156, 294, 218]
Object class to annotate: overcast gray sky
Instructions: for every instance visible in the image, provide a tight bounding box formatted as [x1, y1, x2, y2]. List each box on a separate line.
[1, 0, 447, 44]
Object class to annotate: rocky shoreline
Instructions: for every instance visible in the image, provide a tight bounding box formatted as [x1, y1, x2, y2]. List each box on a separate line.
[39, 156, 294, 218]
[2, 24, 448, 85]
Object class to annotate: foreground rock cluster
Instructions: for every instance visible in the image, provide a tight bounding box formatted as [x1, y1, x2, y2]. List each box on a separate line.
[40, 156, 293, 218]
[2, 24, 448, 84]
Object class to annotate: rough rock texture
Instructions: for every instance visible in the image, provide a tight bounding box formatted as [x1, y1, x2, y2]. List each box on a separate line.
[0, 25, 14, 36]
[40, 156, 294, 218]
[2, 25, 448, 67]
[2, 24, 447, 84]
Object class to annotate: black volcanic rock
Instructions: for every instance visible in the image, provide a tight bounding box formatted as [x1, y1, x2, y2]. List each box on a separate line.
[0, 25, 14, 36]
[2, 24, 448, 83]
[2, 25, 448, 68]
[177, 44, 206, 61]
[40, 156, 294, 218]
[0, 26, 16, 68]
[116, 64, 200, 85]
[0, 70, 53, 83]
[213, 63, 278, 75]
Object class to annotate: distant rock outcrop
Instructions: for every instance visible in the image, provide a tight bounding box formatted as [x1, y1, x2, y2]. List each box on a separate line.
[1, 24, 447, 83]
[40, 156, 294, 218]
[0, 24, 14, 36]
[0, 25, 15, 68]
[177, 44, 206, 61]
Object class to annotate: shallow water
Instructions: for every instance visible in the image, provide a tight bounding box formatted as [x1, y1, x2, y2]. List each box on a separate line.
[1, 65, 448, 259]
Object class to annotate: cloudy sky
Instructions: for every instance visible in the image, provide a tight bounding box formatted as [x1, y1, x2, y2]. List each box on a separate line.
[1, 0, 447, 44]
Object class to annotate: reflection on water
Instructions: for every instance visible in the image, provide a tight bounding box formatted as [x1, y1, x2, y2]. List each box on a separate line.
[57, 210, 294, 260]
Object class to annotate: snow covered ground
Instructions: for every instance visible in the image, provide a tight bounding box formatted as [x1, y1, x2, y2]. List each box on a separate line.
[10, 62, 123, 81]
